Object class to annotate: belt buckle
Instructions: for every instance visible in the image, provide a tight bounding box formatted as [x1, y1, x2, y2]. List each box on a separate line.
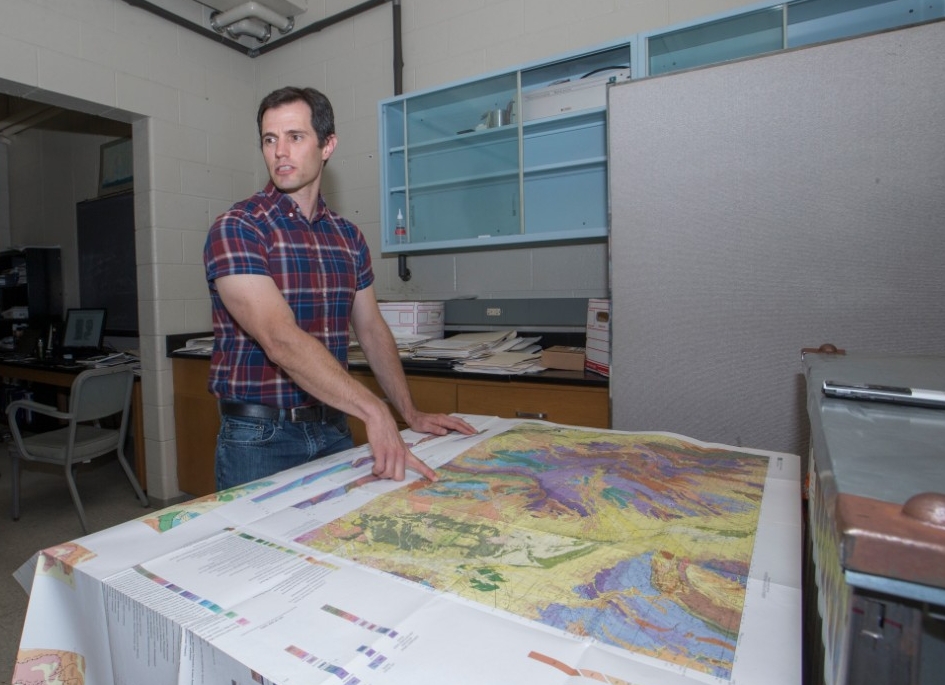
[288, 404, 326, 422]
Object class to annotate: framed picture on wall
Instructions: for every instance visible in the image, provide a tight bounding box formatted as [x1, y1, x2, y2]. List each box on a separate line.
[98, 137, 133, 195]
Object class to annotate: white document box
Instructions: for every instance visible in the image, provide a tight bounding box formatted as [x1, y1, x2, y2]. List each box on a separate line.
[523, 69, 630, 121]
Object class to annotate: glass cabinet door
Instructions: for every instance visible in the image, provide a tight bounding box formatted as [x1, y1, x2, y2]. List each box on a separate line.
[647, 7, 784, 76]
[519, 45, 630, 242]
[380, 100, 407, 249]
[787, 0, 939, 47]
[399, 73, 521, 249]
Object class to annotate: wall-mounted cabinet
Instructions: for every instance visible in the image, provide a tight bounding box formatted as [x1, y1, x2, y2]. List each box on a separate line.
[380, 44, 631, 254]
[379, 0, 943, 255]
[645, 0, 944, 77]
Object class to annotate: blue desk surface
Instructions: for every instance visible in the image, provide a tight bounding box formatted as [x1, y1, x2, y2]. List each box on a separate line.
[804, 353, 945, 505]
[804, 353, 945, 600]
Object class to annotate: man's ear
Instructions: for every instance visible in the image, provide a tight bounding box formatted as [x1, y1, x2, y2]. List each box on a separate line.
[321, 134, 338, 161]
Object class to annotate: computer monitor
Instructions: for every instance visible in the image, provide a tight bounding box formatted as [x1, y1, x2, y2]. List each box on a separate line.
[61, 308, 107, 353]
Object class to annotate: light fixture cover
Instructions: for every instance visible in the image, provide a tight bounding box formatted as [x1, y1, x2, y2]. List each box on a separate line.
[199, 0, 307, 16]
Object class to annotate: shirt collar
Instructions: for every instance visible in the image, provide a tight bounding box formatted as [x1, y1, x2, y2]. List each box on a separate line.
[262, 181, 327, 223]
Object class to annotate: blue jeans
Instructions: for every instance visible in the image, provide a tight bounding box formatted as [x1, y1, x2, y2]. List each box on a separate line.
[214, 411, 353, 491]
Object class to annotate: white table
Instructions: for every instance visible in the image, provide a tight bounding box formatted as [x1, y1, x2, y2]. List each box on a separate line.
[14, 416, 801, 685]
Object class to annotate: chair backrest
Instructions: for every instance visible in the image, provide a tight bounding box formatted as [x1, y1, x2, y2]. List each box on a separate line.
[68, 365, 135, 425]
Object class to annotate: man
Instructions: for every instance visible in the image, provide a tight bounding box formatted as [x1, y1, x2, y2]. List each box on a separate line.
[204, 86, 475, 490]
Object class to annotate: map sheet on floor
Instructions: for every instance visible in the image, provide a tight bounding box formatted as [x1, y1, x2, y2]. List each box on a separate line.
[13, 416, 801, 685]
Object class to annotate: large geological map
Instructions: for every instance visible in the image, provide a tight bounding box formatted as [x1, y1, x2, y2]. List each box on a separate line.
[297, 423, 769, 680]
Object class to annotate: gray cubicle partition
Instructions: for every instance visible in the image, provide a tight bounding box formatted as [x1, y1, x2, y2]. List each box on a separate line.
[608, 19, 945, 458]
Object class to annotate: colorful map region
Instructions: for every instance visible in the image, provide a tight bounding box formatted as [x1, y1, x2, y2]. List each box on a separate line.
[251, 455, 374, 505]
[140, 453, 378, 532]
[140, 480, 275, 532]
[296, 423, 769, 680]
[528, 650, 636, 685]
[36, 542, 96, 585]
[13, 649, 85, 685]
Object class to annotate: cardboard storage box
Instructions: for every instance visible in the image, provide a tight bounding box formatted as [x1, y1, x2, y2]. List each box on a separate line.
[585, 298, 610, 377]
[378, 301, 445, 338]
[540, 345, 586, 371]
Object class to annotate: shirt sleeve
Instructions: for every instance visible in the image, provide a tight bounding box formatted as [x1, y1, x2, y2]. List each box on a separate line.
[204, 209, 271, 289]
[352, 224, 374, 292]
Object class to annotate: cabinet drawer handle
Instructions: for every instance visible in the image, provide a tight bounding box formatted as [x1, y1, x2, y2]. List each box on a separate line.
[515, 410, 547, 420]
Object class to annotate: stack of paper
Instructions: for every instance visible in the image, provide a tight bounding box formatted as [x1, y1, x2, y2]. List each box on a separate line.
[413, 330, 519, 360]
[393, 333, 435, 354]
[350, 333, 433, 365]
[77, 351, 140, 369]
[412, 330, 546, 375]
[174, 336, 214, 355]
[350, 329, 546, 374]
[453, 351, 544, 375]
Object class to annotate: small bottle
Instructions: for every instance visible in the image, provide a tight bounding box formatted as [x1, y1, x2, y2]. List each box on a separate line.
[394, 209, 407, 245]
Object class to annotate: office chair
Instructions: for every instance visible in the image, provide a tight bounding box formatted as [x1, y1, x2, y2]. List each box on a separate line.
[6, 365, 149, 534]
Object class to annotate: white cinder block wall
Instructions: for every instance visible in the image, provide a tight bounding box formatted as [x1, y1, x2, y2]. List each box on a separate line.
[0, 0, 756, 501]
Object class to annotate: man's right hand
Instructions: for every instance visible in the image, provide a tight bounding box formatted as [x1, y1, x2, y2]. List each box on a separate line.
[364, 412, 438, 483]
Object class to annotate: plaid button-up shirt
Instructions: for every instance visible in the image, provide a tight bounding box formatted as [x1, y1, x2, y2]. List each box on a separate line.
[204, 182, 373, 407]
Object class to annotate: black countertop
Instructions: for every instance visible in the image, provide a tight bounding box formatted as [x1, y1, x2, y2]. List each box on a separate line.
[166, 332, 608, 387]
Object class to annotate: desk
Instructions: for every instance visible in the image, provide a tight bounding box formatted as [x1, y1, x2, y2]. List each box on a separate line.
[14, 417, 801, 685]
[803, 353, 945, 685]
[0, 360, 146, 491]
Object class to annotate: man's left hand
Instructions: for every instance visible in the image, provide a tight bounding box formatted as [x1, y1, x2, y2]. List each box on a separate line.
[406, 411, 478, 438]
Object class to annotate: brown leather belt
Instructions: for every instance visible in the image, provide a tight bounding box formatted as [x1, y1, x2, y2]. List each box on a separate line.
[220, 400, 340, 423]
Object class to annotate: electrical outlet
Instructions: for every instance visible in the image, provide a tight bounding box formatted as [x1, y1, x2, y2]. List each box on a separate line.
[486, 307, 502, 317]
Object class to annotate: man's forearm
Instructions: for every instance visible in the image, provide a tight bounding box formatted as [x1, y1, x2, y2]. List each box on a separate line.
[267, 329, 391, 424]
[358, 327, 417, 423]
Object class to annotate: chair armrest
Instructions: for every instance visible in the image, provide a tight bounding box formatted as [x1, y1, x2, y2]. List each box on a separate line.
[5, 399, 70, 421]
[5, 399, 72, 458]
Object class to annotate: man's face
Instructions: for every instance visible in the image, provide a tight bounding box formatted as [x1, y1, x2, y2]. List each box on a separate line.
[260, 100, 335, 195]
